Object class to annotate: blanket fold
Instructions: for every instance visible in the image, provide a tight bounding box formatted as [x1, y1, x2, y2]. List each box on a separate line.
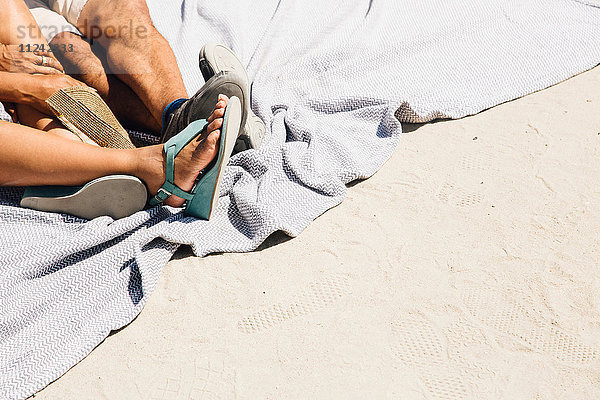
[2, 0, 600, 398]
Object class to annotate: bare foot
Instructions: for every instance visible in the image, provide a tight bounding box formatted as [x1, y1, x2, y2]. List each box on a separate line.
[141, 95, 229, 207]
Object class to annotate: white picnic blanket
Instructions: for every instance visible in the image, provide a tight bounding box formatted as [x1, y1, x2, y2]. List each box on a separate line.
[1, 0, 600, 398]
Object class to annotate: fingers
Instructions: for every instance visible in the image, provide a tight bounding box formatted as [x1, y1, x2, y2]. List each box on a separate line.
[33, 51, 54, 63]
[33, 50, 53, 58]
[3, 103, 18, 123]
[2, 45, 64, 74]
[35, 53, 64, 73]
[31, 65, 63, 75]
[24, 52, 64, 74]
[42, 56, 64, 73]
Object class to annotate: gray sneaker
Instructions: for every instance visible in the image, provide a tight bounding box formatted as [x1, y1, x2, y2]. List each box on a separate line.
[161, 70, 245, 144]
[199, 43, 265, 152]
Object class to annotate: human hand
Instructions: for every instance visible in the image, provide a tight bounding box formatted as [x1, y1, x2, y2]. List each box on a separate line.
[0, 43, 64, 75]
[24, 74, 88, 113]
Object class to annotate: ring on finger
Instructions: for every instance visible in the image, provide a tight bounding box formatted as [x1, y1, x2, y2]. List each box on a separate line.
[41, 56, 48, 67]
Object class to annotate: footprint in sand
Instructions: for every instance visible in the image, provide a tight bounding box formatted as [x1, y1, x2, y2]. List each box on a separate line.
[460, 284, 600, 365]
[389, 312, 473, 399]
[459, 151, 498, 173]
[237, 273, 351, 334]
[436, 182, 484, 208]
[148, 353, 236, 400]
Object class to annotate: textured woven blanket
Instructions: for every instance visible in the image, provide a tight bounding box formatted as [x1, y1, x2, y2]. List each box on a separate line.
[1, 0, 600, 398]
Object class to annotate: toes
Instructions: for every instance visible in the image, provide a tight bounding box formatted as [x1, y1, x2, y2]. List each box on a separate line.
[207, 118, 224, 133]
[204, 95, 229, 126]
[207, 107, 225, 123]
[215, 94, 229, 110]
[214, 99, 227, 110]
[207, 129, 220, 144]
[196, 129, 220, 153]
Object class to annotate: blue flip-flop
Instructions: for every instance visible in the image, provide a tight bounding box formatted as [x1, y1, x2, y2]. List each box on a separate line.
[149, 96, 242, 220]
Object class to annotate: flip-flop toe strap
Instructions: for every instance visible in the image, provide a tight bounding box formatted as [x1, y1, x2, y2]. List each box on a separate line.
[149, 119, 208, 206]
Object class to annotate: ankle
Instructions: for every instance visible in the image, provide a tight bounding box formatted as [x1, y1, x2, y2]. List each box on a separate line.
[161, 98, 188, 134]
[132, 145, 165, 192]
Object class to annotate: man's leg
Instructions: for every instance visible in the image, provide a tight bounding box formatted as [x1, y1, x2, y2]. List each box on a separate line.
[50, 31, 161, 133]
[76, 0, 188, 125]
[25, 0, 160, 133]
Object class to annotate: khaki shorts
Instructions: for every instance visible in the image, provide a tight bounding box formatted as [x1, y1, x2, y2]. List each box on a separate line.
[25, 0, 89, 43]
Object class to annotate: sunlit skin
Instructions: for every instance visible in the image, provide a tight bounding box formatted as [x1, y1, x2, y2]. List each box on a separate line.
[0, 0, 228, 206]
[71, 0, 190, 132]
[0, 96, 228, 207]
[0, 0, 86, 139]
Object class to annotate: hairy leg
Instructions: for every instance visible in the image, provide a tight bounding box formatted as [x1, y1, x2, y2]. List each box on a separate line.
[50, 31, 161, 133]
[0, 96, 228, 207]
[77, 0, 188, 124]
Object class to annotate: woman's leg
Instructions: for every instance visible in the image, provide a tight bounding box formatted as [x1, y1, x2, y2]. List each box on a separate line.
[15, 103, 98, 144]
[0, 96, 229, 207]
[1, 0, 54, 49]
[0, 119, 138, 187]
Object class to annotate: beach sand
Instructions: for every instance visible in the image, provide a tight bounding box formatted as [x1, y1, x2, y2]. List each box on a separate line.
[35, 65, 600, 399]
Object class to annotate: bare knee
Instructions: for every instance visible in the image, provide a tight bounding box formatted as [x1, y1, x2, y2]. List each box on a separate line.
[78, 0, 154, 45]
[79, 0, 151, 24]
